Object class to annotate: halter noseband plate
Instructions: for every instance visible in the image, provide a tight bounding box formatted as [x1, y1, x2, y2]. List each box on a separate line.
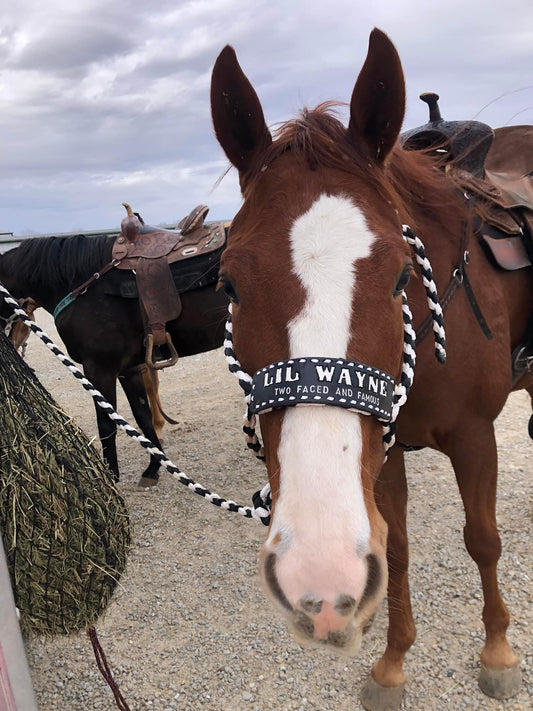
[249, 357, 395, 422]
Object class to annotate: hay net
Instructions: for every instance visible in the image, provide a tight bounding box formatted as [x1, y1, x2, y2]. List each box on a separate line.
[0, 330, 132, 636]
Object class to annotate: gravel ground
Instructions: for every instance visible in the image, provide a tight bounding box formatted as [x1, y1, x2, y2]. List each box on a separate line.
[21, 311, 532, 711]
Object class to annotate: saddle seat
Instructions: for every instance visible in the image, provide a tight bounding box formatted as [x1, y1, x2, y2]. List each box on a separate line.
[111, 204, 227, 368]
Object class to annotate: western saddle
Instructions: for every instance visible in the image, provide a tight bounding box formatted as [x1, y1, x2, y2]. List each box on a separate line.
[401, 92, 533, 271]
[112, 204, 227, 369]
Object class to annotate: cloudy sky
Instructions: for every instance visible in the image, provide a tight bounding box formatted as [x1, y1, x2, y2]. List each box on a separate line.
[1, 0, 532, 235]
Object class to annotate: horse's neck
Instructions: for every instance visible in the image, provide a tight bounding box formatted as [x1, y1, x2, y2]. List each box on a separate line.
[0, 252, 24, 300]
[0, 246, 67, 314]
[413, 204, 467, 270]
[405, 190, 470, 320]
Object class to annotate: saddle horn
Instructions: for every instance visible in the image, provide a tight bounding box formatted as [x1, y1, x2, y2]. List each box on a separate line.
[121, 202, 142, 242]
[401, 92, 494, 178]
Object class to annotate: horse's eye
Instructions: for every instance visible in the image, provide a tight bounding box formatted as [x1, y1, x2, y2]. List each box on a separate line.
[218, 275, 240, 304]
[393, 265, 413, 296]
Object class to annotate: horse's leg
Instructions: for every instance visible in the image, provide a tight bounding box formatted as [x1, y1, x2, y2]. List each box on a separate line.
[119, 366, 163, 487]
[446, 421, 521, 699]
[141, 365, 165, 442]
[83, 361, 120, 481]
[360, 445, 415, 711]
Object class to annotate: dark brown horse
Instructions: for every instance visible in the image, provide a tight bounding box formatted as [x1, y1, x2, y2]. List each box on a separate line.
[210, 28, 531, 710]
[0, 232, 228, 486]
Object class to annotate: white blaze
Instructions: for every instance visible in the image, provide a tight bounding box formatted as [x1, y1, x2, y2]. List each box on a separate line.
[268, 194, 377, 603]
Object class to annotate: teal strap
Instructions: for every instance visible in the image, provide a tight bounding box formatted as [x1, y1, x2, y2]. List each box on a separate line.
[53, 292, 77, 320]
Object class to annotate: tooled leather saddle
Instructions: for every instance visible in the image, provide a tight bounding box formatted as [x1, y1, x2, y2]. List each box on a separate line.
[112, 204, 227, 368]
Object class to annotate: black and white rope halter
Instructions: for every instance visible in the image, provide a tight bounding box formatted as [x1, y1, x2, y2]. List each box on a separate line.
[224, 225, 446, 471]
[402, 225, 446, 364]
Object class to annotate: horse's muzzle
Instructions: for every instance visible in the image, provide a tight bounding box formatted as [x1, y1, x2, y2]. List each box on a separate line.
[259, 547, 385, 654]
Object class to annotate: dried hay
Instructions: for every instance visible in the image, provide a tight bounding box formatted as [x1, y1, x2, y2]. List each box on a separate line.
[0, 330, 132, 635]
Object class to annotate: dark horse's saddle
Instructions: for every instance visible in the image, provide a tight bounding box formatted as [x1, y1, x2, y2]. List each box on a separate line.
[112, 204, 227, 368]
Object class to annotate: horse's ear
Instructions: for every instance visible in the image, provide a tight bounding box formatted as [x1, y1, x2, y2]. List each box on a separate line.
[347, 29, 405, 163]
[211, 45, 272, 176]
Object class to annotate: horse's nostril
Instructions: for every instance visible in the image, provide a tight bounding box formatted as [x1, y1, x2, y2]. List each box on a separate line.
[357, 553, 382, 611]
[327, 630, 348, 648]
[300, 594, 323, 614]
[293, 610, 315, 638]
[335, 594, 356, 616]
[363, 612, 376, 635]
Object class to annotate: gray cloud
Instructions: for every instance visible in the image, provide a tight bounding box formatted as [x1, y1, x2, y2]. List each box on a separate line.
[1, 0, 532, 234]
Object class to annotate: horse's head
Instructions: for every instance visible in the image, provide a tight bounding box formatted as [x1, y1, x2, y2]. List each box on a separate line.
[211, 29, 414, 653]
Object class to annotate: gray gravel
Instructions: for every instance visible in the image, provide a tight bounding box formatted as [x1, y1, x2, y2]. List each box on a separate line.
[22, 312, 532, 710]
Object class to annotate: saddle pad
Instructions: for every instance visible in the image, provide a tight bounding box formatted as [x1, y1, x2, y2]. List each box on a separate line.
[102, 244, 224, 299]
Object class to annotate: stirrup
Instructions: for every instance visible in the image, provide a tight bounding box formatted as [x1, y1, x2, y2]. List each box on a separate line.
[145, 333, 179, 370]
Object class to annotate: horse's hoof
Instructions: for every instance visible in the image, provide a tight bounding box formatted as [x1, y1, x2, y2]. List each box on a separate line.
[360, 675, 405, 711]
[137, 476, 159, 489]
[478, 662, 522, 699]
[528, 414, 533, 440]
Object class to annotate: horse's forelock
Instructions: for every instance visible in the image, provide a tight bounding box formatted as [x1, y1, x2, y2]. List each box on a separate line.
[251, 103, 370, 180]
[244, 104, 457, 225]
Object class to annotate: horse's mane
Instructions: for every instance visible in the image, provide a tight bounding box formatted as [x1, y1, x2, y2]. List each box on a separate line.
[6, 234, 113, 294]
[246, 102, 466, 231]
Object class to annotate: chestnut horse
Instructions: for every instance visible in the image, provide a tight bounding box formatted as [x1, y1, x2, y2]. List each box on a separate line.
[211, 29, 531, 710]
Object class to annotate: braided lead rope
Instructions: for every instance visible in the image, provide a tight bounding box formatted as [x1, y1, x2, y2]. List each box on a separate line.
[224, 311, 265, 460]
[3, 310, 17, 337]
[0, 283, 271, 526]
[402, 225, 446, 364]
[2, 297, 28, 338]
[381, 293, 416, 456]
